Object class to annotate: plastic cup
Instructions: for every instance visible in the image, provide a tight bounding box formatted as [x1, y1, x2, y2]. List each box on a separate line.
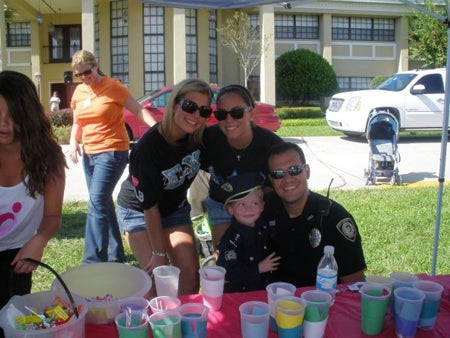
[119, 296, 150, 314]
[149, 310, 182, 338]
[390, 271, 419, 289]
[301, 290, 332, 338]
[115, 310, 149, 338]
[199, 265, 226, 311]
[360, 284, 391, 335]
[149, 296, 181, 314]
[412, 280, 444, 330]
[365, 275, 393, 291]
[266, 281, 297, 331]
[179, 303, 209, 338]
[275, 296, 306, 338]
[393, 287, 425, 338]
[239, 301, 271, 338]
[153, 265, 181, 297]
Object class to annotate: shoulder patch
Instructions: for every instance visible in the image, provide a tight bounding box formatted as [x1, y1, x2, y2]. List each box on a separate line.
[336, 218, 356, 242]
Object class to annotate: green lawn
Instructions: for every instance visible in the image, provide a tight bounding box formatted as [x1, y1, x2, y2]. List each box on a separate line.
[31, 118, 450, 291]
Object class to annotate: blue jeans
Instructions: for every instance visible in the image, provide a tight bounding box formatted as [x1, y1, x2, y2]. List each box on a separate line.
[82, 150, 128, 264]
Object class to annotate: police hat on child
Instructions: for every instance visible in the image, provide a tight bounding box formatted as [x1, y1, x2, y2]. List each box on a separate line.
[221, 172, 265, 206]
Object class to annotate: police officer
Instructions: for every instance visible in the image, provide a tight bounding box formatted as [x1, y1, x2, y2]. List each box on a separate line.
[216, 173, 280, 293]
[263, 142, 366, 287]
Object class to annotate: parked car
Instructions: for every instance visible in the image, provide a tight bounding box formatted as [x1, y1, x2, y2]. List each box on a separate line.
[124, 85, 281, 140]
[326, 68, 447, 137]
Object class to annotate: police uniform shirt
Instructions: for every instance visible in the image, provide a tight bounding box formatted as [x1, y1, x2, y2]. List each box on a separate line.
[217, 217, 270, 293]
[263, 191, 367, 287]
[129, 124, 201, 217]
[201, 125, 283, 203]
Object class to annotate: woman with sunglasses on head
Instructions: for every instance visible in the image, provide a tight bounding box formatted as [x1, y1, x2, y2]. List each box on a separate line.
[125, 78, 213, 295]
[201, 84, 284, 253]
[68, 50, 156, 264]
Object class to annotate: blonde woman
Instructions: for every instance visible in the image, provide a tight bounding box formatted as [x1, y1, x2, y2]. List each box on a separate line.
[69, 50, 155, 264]
[126, 78, 213, 294]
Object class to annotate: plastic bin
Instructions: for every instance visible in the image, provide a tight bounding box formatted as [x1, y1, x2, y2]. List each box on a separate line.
[0, 290, 88, 338]
[51, 263, 152, 324]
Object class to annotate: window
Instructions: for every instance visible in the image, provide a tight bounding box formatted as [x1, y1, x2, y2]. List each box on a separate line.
[143, 5, 165, 92]
[7, 22, 31, 47]
[209, 10, 218, 84]
[332, 17, 395, 41]
[186, 9, 198, 78]
[275, 15, 319, 39]
[110, 0, 129, 85]
[337, 76, 373, 92]
[415, 74, 444, 94]
[49, 25, 81, 63]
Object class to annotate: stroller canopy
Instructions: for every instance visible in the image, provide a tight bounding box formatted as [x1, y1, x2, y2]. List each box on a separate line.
[367, 112, 399, 140]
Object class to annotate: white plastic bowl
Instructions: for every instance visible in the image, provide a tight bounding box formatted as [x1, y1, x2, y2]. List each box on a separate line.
[0, 290, 88, 338]
[51, 262, 151, 324]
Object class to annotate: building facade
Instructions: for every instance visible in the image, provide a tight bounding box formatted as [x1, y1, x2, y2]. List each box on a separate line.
[0, 0, 415, 109]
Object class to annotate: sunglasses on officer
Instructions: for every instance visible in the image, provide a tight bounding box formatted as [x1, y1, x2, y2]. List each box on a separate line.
[270, 164, 307, 179]
[213, 107, 252, 121]
[179, 99, 213, 118]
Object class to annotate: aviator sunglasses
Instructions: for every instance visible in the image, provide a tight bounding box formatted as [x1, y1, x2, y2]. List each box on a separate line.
[213, 107, 252, 121]
[270, 164, 306, 179]
[74, 68, 94, 77]
[179, 99, 213, 118]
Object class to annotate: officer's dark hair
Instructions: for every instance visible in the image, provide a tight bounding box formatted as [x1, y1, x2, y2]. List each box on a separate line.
[268, 142, 306, 164]
[216, 84, 255, 108]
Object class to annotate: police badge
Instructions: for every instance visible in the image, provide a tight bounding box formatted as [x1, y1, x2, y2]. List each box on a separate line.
[309, 227, 322, 248]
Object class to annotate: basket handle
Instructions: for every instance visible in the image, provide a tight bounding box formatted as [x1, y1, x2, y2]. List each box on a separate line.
[22, 258, 79, 318]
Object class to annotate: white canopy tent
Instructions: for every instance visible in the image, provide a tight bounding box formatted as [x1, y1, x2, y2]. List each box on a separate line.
[139, 0, 449, 275]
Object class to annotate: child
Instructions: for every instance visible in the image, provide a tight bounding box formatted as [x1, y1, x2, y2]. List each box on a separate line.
[216, 173, 280, 293]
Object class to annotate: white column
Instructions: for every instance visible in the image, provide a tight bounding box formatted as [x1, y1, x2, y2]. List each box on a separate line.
[259, 5, 275, 105]
[172, 8, 186, 84]
[0, 0, 6, 71]
[81, 0, 95, 54]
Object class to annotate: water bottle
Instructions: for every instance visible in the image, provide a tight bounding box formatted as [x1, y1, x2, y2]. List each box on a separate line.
[316, 245, 338, 296]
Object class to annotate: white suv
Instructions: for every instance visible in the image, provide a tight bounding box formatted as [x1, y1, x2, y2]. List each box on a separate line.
[326, 68, 446, 136]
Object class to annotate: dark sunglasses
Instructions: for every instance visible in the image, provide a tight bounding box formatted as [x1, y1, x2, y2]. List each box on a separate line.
[213, 107, 252, 121]
[74, 68, 93, 77]
[270, 164, 306, 179]
[179, 99, 212, 118]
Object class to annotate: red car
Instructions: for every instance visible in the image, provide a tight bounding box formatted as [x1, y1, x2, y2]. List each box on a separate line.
[124, 85, 281, 141]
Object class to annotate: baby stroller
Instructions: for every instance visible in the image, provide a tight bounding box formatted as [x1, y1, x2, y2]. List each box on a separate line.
[364, 110, 401, 185]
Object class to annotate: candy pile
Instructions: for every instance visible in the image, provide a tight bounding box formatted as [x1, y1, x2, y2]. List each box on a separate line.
[14, 295, 82, 331]
[86, 293, 116, 302]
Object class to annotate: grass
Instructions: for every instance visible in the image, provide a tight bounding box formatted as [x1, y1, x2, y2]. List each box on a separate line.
[33, 185, 450, 292]
[31, 118, 450, 290]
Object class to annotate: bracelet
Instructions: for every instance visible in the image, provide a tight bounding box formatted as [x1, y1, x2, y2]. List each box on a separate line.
[152, 251, 167, 257]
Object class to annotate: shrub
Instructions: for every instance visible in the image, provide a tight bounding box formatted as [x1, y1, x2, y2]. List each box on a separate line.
[46, 108, 73, 127]
[53, 125, 71, 145]
[276, 106, 323, 119]
[275, 48, 339, 105]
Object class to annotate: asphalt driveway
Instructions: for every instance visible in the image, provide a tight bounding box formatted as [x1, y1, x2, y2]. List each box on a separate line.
[63, 135, 450, 201]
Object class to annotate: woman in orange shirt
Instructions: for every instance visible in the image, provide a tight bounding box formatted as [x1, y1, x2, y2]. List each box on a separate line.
[69, 50, 155, 264]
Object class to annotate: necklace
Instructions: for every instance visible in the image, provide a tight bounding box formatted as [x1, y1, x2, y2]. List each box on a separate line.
[231, 146, 249, 162]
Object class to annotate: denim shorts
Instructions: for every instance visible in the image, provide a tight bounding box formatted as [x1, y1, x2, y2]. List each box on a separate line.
[117, 202, 192, 231]
[204, 197, 232, 226]
[162, 202, 193, 228]
[117, 206, 146, 234]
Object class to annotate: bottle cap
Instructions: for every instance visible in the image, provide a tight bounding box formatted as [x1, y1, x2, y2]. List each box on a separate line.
[324, 245, 334, 254]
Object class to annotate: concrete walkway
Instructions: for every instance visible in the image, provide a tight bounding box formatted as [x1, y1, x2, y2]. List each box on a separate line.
[62, 135, 449, 201]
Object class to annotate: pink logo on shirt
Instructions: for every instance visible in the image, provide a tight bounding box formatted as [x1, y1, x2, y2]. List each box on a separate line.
[0, 202, 22, 236]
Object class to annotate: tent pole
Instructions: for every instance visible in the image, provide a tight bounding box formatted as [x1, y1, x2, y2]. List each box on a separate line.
[431, 1, 450, 276]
